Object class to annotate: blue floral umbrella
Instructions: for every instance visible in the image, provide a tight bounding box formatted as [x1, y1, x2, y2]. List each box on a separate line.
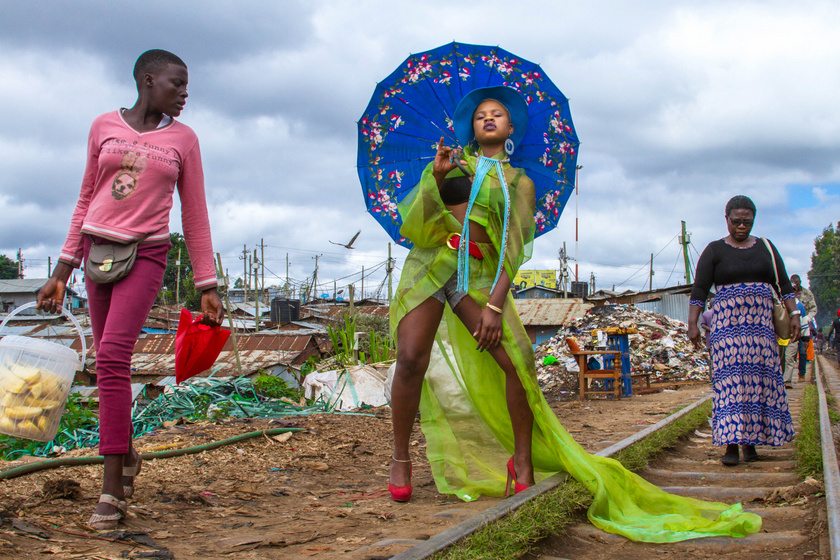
[357, 42, 579, 248]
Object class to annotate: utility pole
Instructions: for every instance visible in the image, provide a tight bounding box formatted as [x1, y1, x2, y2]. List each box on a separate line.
[680, 221, 692, 284]
[559, 243, 568, 298]
[311, 255, 320, 303]
[48, 257, 51, 277]
[589, 272, 596, 295]
[361, 266, 365, 301]
[574, 165, 582, 282]
[253, 249, 260, 332]
[286, 253, 290, 298]
[16, 249, 23, 279]
[260, 238, 265, 305]
[175, 247, 182, 304]
[216, 253, 242, 376]
[240, 245, 249, 302]
[387, 243, 393, 303]
[649, 252, 654, 291]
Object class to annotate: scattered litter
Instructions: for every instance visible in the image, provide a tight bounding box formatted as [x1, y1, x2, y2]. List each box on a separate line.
[271, 432, 293, 443]
[303, 365, 388, 411]
[765, 476, 823, 503]
[535, 305, 711, 400]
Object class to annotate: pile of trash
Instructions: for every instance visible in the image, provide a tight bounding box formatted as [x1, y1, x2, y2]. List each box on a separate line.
[535, 305, 710, 400]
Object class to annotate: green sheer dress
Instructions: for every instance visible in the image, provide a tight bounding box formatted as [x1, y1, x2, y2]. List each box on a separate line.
[390, 148, 761, 542]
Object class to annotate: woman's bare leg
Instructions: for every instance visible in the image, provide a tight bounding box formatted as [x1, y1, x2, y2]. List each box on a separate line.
[452, 296, 535, 485]
[390, 297, 445, 486]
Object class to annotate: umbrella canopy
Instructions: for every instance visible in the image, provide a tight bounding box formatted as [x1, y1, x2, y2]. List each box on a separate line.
[357, 42, 579, 248]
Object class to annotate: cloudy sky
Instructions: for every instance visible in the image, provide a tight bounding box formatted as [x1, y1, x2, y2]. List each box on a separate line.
[1, 0, 838, 299]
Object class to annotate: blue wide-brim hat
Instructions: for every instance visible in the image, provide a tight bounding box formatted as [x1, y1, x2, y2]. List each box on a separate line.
[453, 85, 528, 148]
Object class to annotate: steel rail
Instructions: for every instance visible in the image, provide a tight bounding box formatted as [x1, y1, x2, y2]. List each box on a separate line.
[390, 392, 713, 560]
[817, 359, 840, 560]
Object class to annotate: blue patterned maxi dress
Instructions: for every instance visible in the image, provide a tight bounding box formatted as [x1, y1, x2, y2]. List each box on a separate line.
[706, 282, 795, 446]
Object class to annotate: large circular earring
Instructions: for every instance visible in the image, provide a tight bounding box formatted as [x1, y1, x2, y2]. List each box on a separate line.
[504, 138, 515, 156]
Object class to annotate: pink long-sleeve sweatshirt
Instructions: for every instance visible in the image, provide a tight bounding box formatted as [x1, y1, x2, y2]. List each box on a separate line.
[59, 110, 217, 290]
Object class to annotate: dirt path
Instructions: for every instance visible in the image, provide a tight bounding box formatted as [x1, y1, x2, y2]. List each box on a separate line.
[0, 383, 710, 559]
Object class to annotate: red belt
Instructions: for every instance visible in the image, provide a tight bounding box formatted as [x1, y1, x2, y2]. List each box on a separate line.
[446, 233, 484, 259]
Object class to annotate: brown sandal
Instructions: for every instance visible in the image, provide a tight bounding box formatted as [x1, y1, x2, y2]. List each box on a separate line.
[88, 494, 127, 530]
[123, 451, 142, 499]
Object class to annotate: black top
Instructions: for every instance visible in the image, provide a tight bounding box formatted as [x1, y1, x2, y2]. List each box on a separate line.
[439, 175, 472, 205]
[690, 238, 794, 303]
[830, 318, 840, 346]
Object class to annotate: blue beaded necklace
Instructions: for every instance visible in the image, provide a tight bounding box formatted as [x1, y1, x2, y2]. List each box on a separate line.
[456, 153, 511, 294]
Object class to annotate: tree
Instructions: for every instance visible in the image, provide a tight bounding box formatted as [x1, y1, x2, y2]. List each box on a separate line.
[158, 233, 198, 309]
[808, 222, 840, 327]
[0, 254, 19, 279]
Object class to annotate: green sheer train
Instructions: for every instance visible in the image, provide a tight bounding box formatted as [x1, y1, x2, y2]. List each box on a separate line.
[390, 149, 761, 543]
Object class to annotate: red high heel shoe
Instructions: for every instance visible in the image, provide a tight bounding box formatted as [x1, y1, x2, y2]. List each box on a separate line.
[505, 457, 532, 497]
[389, 456, 412, 502]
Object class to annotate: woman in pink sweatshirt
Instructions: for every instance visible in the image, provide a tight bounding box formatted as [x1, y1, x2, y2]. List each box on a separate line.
[37, 49, 224, 530]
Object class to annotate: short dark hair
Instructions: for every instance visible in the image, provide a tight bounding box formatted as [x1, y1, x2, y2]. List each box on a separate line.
[791, 274, 801, 281]
[725, 195, 756, 218]
[133, 49, 186, 83]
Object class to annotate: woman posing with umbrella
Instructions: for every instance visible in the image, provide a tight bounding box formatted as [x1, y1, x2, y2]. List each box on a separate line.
[389, 86, 538, 499]
[364, 43, 762, 542]
[687, 195, 799, 466]
[37, 49, 224, 530]
[385, 89, 760, 543]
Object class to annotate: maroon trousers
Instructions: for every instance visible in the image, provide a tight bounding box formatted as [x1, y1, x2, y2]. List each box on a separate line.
[84, 236, 169, 455]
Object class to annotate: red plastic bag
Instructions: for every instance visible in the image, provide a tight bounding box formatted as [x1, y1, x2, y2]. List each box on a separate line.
[175, 308, 231, 384]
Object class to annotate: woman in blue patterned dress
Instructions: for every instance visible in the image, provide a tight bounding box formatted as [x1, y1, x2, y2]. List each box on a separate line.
[687, 195, 800, 466]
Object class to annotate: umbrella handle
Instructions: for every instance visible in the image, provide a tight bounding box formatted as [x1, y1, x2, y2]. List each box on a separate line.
[453, 158, 473, 180]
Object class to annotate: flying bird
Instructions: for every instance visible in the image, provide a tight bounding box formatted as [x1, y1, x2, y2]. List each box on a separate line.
[329, 229, 361, 249]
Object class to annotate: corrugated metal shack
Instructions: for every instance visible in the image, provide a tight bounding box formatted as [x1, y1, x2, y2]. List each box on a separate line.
[0, 279, 84, 313]
[514, 298, 593, 346]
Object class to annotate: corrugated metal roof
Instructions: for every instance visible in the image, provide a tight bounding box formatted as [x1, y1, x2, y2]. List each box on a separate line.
[0, 325, 41, 336]
[127, 349, 299, 377]
[70, 383, 145, 403]
[136, 333, 314, 353]
[232, 303, 271, 317]
[514, 298, 593, 326]
[312, 305, 390, 320]
[288, 321, 325, 331]
[0, 279, 49, 294]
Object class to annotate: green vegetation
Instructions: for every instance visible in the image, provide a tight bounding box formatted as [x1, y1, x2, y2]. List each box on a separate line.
[360, 330, 392, 363]
[327, 315, 357, 365]
[614, 400, 713, 472]
[432, 399, 713, 559]
[795, 384, 822, 478]
[435, 479, 591, 560]
[827, 394, 839, 425]
[327, 314, 394, 365]
[253, 374, 302, 401]
[0, 393, 97, 461]
[0, 254, 20, 279]
[157, 233, 203, 310]
[808, 222, 840, 327]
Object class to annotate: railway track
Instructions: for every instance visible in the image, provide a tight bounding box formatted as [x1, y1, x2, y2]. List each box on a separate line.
[394, 356, 840, 560]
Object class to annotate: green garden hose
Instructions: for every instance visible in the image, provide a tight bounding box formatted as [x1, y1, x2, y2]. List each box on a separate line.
[0, 427, 301, 481]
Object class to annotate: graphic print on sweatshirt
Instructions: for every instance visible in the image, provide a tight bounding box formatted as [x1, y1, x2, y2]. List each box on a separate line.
[112, 150, 149, 200]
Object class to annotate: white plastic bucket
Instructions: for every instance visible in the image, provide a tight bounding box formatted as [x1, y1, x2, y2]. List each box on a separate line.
[0, 302, 86, 442]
